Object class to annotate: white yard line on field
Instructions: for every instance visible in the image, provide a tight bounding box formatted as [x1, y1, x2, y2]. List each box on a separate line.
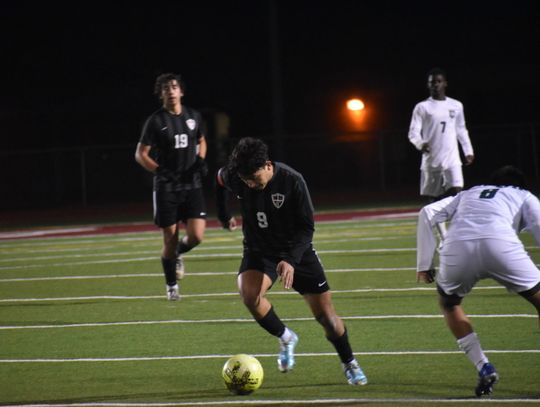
[0, 313, 536, 330]
[0, 237, 408, 262]
[0, 267, 416, 282]
[1, 349, 539, 363]
[0, 248, 419, 271]
[0, 285, 508, 303]
[1, 245, 537, 270]
[0, 228, 232, 248]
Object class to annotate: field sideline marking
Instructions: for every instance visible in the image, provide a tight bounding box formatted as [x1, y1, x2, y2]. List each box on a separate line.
[0, 226, 235, 243]
[1, 313, 536, 330]
[0, 285, 509, 303]
[1, 349, 539, 363]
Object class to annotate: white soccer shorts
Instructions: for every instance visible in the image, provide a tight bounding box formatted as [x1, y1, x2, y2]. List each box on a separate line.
[437, 238, 540, 297]
[420, 166, 464, 197]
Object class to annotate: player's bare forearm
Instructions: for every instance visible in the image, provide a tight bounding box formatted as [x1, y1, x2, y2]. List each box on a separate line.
[216, 171, 234, 228]
[198, 136, 207, 159]
[135, 143, 158, 173]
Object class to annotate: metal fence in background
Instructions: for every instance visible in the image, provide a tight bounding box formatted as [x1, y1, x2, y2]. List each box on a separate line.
[1, 122, 538, 211]
[279, 122, 539, 193]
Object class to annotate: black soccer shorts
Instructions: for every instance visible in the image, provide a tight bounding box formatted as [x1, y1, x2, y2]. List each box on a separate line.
[239, 246, 330, 295]
[153, 188, 207, 228]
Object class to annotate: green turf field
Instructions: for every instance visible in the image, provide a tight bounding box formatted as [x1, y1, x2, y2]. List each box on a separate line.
[1, 213, 539, 406]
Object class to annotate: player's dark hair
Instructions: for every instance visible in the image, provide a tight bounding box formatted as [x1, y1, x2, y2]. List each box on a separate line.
[489, 165, 526, 189]
[228, 137, 269, 177]
[154, 73, 185, 96]
[427, 67, 447, 80]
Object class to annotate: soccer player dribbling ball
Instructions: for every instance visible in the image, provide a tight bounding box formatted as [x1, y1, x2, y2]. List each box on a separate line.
[215, 137, 368, 385]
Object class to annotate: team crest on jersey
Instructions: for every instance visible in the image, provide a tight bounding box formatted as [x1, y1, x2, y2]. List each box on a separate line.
[271, 193, 285, 208]
[186, 119, 196, 130]
[448, 110, 456, 118]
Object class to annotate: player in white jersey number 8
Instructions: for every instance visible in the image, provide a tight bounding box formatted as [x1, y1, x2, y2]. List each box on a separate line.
[416, 165, 540, 397]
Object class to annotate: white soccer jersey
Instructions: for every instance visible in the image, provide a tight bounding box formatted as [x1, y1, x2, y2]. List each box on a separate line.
[417, 185, 540, 271]
[408, 96, 474, 170]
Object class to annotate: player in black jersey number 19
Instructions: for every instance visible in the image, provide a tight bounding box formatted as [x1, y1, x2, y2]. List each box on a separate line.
[135, 73, 208, 300]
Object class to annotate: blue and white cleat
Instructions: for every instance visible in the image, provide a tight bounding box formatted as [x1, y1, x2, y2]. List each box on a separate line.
[277, 331, 298, 372]
[475, 362, 499, 397]
[342, 359, 368, 385]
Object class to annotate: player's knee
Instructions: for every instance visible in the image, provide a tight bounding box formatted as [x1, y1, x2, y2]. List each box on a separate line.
[519, 283, 540, 314]
[315, 313, 340, 335]
[437, 285, 462, 310]
[518, 282, 540, 301]
[163, 232, 177, 245]
[162, 240, 178, 258]
[439, 294, 462, 310]
[188, 234, 203, 247]
[240, 290, 262, 309]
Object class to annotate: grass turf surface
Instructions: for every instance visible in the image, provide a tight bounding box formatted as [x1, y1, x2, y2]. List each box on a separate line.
[0, 213, 539, 406]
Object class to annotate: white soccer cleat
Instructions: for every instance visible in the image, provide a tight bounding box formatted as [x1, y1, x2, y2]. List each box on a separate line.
[277, 331, 298, 372]
[166, 284, 180, 301]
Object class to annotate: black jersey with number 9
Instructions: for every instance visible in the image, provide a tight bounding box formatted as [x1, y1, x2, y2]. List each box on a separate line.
[217, 162, 315, 266]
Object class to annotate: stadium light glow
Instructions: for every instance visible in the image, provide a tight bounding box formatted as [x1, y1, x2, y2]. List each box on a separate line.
[346, 98, 365, 111]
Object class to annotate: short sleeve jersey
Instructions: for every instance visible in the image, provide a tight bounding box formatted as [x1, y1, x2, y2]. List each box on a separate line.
[140, 106, 205, 191]
[219, 162, 315, 265]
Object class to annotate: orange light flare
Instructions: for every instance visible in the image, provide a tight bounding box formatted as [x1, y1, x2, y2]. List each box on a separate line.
[346, 98, 365, 111]
[344, 98, 367, 132]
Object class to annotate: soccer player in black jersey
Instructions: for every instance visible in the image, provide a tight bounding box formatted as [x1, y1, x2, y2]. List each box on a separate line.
[215, 137, 368, 385]
[135, 73, 208, 301]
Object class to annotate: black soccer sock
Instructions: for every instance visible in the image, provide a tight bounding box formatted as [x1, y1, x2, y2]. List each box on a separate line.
[255, 306, 286, 337]
[161, 257, 177, 286]
[177, 236, 195, 255]
[327, 328, 354, 364]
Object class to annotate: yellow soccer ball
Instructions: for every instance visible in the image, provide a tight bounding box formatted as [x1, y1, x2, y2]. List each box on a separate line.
[222, 354, 264, 395]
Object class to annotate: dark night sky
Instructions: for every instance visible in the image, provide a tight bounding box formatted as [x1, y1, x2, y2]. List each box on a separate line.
[2, 1, 538, 150]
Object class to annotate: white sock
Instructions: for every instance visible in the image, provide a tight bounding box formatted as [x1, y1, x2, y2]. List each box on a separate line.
[457, 332, 488, 371]
[279, 327, 293, 343]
